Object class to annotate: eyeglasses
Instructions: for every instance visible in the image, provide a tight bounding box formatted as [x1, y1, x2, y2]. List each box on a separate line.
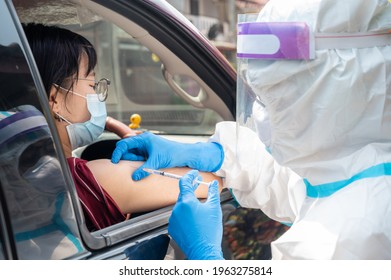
[76, 78, 111, 102]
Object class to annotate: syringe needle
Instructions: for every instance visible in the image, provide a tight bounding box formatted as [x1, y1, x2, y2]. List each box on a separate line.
[143, 168, 210, 186]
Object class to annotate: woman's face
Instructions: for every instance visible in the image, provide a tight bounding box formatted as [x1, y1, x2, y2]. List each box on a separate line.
[55, 54, 97, 124]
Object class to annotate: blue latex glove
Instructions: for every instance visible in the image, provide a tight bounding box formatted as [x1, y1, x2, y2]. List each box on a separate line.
[168, 170, 224, 260]
[111, 131, 224, 181]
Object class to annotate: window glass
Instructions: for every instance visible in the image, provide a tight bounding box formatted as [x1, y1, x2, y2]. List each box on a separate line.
[190, 0, 199, 15]
[117, 37, 186, 106]
[70, 21, 223, 135]
[0, 3, 83, 259]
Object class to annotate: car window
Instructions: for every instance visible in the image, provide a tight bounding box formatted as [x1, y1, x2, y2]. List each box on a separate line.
[0, 1, 84, 259]
[69, 20, 224, 135]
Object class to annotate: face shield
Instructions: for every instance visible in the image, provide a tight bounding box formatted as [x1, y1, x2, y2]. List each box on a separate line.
[236, 0, 391, 179]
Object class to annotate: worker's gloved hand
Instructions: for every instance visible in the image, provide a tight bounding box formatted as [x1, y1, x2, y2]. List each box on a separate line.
[168, 170, 224, 260]
[111, 131, 224, 181]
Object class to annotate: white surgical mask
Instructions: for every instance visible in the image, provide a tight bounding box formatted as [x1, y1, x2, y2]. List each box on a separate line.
[55, 93, 107, 150]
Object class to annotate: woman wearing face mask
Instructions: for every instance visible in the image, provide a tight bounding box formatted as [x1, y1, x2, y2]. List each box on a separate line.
[22, 23, 222, 232]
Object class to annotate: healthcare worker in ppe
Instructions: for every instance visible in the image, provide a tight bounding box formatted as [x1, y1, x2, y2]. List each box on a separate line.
[112, 0, 391, 259]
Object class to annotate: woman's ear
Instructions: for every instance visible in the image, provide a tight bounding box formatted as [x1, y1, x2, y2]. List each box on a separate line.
[49, 85, 59, 111]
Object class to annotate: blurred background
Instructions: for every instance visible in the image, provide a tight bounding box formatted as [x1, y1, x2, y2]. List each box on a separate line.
[167, 0, 270, 68]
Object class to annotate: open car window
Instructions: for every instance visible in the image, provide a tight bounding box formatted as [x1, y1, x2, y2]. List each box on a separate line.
[70, 20, 224, 135]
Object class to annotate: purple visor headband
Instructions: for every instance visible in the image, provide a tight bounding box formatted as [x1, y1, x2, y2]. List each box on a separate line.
[237, 22, 391, 60]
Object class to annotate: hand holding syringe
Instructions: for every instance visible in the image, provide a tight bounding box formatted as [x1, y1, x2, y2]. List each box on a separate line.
[143, 168, 211, 186]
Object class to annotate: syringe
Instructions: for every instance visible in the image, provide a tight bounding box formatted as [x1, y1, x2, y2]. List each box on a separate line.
[143, 168, 211, 186]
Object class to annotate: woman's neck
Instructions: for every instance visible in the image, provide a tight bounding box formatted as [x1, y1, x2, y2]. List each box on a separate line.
[55, 120, 73, 158]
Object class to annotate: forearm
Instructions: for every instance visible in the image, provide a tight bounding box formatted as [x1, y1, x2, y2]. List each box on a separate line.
[105, 116, 141, 138]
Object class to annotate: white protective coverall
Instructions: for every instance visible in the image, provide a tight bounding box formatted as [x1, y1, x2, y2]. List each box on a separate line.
[210, 0, 391, 259]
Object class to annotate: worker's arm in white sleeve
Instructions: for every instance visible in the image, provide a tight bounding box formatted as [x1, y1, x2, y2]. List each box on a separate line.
[209, 121, 306, 224]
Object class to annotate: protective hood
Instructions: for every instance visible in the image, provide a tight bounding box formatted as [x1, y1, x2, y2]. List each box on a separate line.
[238, 0, 391, 184]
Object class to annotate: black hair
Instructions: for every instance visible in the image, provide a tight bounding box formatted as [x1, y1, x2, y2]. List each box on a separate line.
[22, 23, 97, 97]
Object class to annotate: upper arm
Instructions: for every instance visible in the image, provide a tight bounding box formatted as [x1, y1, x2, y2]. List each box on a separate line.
[86, 159, 222, 215]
